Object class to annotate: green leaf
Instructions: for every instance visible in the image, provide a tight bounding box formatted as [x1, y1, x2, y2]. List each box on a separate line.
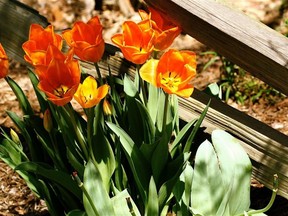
[66, 210, 87, 216]
[204, 82, 220, 97]
[6, 111, 40, 161]
[15, 162, 81, 199]
[67, 149, 85, 178]
[184, 100, 210, 153]
[211, 129, 252, 215]
[106, 122, 150, 202]
[125, 96, 155, 145]
[151, 130, 170, 184]
[191, 140, 225, 216]
[111, 189, 141, 216]
[92, 129, 115, 192]
[5, 76, 34, 115]
[0, 157, 39, 196]
[124, 74, 139, 98]
[0, 139, 22, 164]
[145, 177, 159, 216]
[158, 152, 191, 212]
[191, 130, 252, 215]
[28, 69, 48, 112]
[183, 162, 193, 208]
[83, 159, 115, 216]
[170, 119, 197, 158]
[147, 84, 160, 124]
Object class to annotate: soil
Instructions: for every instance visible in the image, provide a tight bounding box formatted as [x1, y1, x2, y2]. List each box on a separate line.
[1, 0, 288, 215]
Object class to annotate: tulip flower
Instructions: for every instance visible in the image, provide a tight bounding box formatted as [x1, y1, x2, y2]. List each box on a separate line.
[140, 49, 196, 98]
[0, 43, 9, 78]
[37, 45, 81, 106]
[22, 24, 62, 66]
[62, 16, 105, 63]
[74, 76, 109, 109]
[139, 7, 181, 51]
[111, 19, 155, 64]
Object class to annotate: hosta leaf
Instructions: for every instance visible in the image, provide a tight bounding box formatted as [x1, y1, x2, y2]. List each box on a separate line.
[211, 129, 251, 215]
[191, 130, 252, 216]
[191, 140, 225, 215]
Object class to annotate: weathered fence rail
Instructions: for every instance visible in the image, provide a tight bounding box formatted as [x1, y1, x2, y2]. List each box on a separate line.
[2, 0, 288, 200]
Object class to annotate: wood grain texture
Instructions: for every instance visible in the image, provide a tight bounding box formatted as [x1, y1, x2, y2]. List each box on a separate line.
[0, 0, 49, 63]
[145, 0, 288, 96]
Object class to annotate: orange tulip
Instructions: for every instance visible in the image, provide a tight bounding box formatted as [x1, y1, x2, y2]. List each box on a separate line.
[22, 24, 62, 66]
[74, 76, 109, 109]
[37, 45, 81, 106]
[140, 49, 196, 98]
[62, 16, 105, 63]
[111, 20, 155, 64]
[0, 43, 9, 78]
[139, 7, 181, 51]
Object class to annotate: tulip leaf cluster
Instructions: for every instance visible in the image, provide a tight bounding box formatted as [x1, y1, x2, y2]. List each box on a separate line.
[0, 6, 277, 216]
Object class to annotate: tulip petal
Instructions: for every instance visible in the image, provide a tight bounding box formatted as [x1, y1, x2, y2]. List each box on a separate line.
[140, 59, 159, 87]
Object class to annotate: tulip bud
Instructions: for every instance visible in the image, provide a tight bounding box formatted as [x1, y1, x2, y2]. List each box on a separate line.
[103, 99, 113, 116]
[10, 128, 20, 144]
[43, 109, 53, 132]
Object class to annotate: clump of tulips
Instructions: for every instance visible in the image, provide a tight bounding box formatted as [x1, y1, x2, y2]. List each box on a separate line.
[0, 5, 277, 216]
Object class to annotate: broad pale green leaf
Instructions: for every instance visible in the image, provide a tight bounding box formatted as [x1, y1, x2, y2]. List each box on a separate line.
[111, 189, 141, 216]
[191, 130, 252, 216]
[145, 177, 159, 216]
[83, 159, 115, 216]
[191, 140, 226, 215]
[147, 84, 160, 124]
[183, 162, 193, 208]
[211, 129, 252, 215]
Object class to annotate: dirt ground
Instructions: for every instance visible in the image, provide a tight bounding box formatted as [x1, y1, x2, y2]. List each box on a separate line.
[1, 0, 288, 215]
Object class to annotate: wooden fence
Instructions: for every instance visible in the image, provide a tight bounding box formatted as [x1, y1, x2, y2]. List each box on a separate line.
[2, 0, 288, 200]
[144, 0, 288, 199]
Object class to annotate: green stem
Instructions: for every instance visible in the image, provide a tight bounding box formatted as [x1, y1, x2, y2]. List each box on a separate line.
[136, 64, 148, 107]
[162, 93, 169, 133]
[236, 174, 278, 216]
[86, 107, 94, 152]
[95, 62, 103, 85]
[73, 172, 99, 216]
[65, 104, 89, 160]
